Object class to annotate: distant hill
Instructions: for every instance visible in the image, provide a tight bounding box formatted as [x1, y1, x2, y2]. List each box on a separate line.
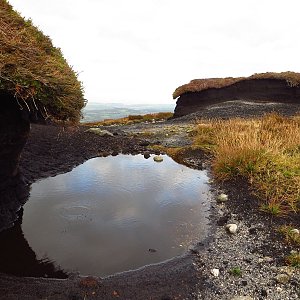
[81, 103, 175, 123]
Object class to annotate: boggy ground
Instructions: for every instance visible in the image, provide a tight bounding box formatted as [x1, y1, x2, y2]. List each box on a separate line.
[0, 101, 300, 300]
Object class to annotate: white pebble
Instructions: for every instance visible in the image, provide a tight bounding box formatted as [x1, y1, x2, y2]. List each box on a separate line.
[217, 193, 228, 202]
[226, 223, 238, 234]
[211, 268, 219, 277]
[291, 228, 299, 235]
[153, 155, 163, 162]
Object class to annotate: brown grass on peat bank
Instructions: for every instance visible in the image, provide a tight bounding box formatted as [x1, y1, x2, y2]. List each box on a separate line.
[173, 71, 300, 99]
[193, 113, 300, 215]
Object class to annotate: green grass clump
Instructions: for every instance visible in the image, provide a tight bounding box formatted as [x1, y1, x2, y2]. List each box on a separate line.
[229, 267, 242, 276]
[173, 71, 300, 99]
[193, 113, 300, 215]
[0, 0, 84, 122]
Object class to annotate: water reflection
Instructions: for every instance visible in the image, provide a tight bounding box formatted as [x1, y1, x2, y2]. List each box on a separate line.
[0, 175, 67, 278]
[21, 155, 210, 277]
[0, 175, 29, 232]
[0, 209, 67, 278]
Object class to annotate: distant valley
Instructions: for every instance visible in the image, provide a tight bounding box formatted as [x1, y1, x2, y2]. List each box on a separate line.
[81, 103, 175, 123]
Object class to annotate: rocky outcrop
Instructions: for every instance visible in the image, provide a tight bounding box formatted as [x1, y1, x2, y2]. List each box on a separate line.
[173, 79, 300, 118]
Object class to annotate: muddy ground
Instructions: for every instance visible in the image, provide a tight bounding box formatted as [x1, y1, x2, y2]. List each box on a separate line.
[0, 101, 300, 299]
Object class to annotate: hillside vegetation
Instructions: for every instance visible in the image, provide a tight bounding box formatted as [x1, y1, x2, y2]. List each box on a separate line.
[85, 112, 173, 126]
[0, 0, 85, 122]
[173, 71, 300, 99]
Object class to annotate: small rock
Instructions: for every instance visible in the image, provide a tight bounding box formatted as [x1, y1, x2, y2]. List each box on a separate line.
[276, 287, 283, 292]
[87, 128, 114, 137]
[291, 228, 299, 235]
[263, 256, 273, 263]
[111, 151, 118, 156]
[143, 151, 151, 159]
[217, 193, 228, 202]
[226, 223, 238, 234]
[148, 248, 157, 253]
[275, 273, 290, 284]
[211, 268, 219, 277]
[153, 155, 163, 162]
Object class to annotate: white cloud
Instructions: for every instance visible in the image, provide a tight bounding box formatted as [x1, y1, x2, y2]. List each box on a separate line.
[8, 0, 300, 104]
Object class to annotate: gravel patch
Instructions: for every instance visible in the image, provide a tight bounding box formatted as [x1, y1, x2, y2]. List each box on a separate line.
[172, 101, 300, 122]
[190, 178, 300, 300]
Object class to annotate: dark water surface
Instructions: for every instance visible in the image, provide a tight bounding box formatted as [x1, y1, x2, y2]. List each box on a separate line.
[5, 155, 211, 277]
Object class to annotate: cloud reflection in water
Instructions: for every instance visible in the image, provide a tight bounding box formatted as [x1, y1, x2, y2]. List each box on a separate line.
[22, 154, 210, 276]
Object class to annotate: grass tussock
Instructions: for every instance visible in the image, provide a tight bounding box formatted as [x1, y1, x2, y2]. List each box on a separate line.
[85, 112, 173, 126]
[0, 0, 84, 122]
[173, 71, 300, 99]
[193, 113, 300, 214]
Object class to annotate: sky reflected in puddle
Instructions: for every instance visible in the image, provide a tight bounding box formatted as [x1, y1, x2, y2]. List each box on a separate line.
[22, 154, 210, 276]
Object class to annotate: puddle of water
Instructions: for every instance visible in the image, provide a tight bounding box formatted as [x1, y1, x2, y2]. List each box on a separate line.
[8, 155, 211, 277]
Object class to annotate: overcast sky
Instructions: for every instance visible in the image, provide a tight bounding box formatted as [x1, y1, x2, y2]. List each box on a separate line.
[8, 0, 300, 104]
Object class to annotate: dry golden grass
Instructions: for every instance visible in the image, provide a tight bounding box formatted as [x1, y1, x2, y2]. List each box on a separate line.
[84, 112, 173, 126]
[193, 113, 300, 214]
[173, 71, 300, 99]
[0, 0, 84, 122]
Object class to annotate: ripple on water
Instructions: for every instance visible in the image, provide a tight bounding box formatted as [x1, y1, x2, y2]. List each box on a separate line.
[17, 154, 211, 277]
